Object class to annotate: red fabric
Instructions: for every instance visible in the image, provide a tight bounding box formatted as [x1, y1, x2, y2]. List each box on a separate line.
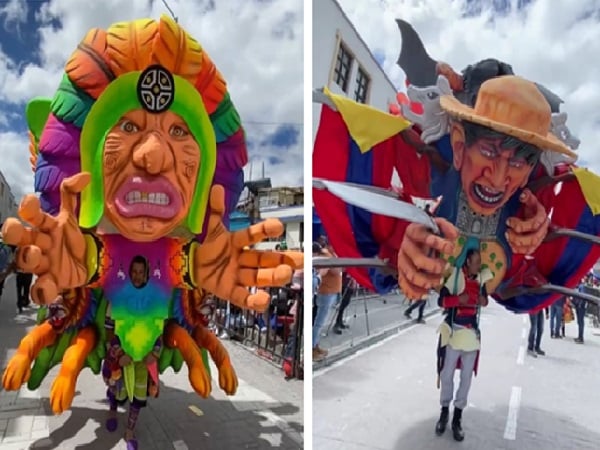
[518, 177, 600, 312]
[313, 106, 374, 289]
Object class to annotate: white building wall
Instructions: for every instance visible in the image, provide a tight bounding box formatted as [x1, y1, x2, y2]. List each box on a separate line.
[312, 0, 398, 143]
[0, 171, 17, 225]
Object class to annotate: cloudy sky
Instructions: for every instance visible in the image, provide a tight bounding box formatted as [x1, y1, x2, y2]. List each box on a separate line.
[0, 0, 303, 202]
[337, 0, 600, 173]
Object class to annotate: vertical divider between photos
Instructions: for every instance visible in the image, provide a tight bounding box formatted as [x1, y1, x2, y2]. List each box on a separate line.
[303, 0, 314, 448]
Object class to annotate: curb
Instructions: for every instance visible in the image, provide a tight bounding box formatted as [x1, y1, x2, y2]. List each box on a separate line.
[313, 307, 442, 371]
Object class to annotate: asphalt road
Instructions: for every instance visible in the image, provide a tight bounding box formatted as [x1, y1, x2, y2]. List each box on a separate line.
[0, 275, 303, 450]
[313, 300, 600, 450]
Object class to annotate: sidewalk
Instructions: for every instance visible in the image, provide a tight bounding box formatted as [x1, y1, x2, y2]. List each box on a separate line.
[0, 276, 303, 449]
[314, 291, 441, 370]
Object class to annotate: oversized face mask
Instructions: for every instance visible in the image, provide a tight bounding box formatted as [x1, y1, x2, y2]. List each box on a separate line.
[102, 109, 201, 240]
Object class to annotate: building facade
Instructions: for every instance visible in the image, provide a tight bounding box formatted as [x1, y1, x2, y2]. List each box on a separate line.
[0, 171, 17, 226]
[312, 0, 399, 142]
[255, 187, 304, 250]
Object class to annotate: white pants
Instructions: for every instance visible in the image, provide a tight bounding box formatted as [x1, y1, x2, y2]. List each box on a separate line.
[439, 345, 478, 410]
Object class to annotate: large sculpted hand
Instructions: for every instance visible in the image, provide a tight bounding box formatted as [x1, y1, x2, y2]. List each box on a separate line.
[505, 189, 549, 255]
[1, 173, 90, 304]
[195, 185, 303, 312]
[397, 218, 459, 300]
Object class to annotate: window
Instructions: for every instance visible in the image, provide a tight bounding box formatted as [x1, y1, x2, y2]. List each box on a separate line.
[354, 67, 370, 103]
[333, 41, 353, 92]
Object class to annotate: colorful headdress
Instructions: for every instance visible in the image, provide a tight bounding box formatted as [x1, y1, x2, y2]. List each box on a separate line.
[27, 15, 247, 234]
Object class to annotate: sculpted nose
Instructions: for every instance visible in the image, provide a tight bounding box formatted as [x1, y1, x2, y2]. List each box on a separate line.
[132, 133, 174, 174]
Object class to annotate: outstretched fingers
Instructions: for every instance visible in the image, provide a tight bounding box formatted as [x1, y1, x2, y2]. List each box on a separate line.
[229, 286, 270, 312]
[232, 219, 284, 249]
[30, 275, 59, 305]
[19, 195, 57, 232]
[237, 265, 293, 287]
[237, 250, 304, 269]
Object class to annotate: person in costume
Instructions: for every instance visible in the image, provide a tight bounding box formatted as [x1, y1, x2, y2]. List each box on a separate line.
[1, 16, 301, 449]
[435, 248, 489, 441]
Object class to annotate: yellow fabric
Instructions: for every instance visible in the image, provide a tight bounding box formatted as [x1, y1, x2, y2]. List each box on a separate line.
[438, 322, 480, 352]
[83, 233, 98, 284]
[323, 86, 412, 153]
[573, 167, 600, 215]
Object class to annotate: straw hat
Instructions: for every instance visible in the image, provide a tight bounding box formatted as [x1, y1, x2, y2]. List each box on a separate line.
[440, 75, 576, 158]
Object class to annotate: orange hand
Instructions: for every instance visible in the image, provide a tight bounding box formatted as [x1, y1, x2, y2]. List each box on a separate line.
[505, 189, 549, 255]
[1, 173, 91, 304]
[195, 185, 301, 312]
[397, 217, 458, 300]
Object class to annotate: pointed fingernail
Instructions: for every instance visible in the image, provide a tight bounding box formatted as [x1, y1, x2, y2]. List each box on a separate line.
[444, 262, 451, 271]
[520, 192, 527, 201]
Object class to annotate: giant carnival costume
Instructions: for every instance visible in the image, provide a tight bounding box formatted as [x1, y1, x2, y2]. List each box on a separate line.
[313, 20, 600, 439]
[0, 16, 302, 449]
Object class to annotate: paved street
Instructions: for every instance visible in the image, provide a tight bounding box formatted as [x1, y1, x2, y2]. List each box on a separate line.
[317, 292, 438, 361]
[0, 276, 303, 450]
[314, 300, 600, 450]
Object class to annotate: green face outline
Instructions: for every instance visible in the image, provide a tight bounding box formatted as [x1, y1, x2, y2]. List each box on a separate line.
[79, 70, 216, 236]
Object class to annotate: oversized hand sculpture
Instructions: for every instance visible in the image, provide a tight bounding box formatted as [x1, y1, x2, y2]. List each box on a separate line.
[195, 185, 303, 312]
[1, 173, 90, 304]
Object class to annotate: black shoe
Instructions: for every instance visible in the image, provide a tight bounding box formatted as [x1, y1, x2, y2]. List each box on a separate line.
[333, 325, 343, 335]
[435, 407, 449, 436]
[415, 318, 426, 324]
[527, 348, 537, 358]
[550, 334, 555, 338]
[404, 310, 412, 319]
[452, 408, 465, 441]
[575, 338, 584, 344]
[535, 348, 545, 356]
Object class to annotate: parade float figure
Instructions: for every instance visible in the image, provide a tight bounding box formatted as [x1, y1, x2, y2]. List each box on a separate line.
[313, 20, 600, 440]
[1, 16, 301, 449]
[313, 21, 600, 318]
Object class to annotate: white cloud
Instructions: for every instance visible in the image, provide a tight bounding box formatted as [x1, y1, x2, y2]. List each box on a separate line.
[0, 0, 28, 34]
[337, 0, 600, 172]
[0, 0, 303, 204]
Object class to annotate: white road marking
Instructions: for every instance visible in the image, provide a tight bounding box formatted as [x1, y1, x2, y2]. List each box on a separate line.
[516, 346, 525, 365]
[314, 323, 419, 378]
[503, 386, 522, 440]
[522, 316, 528, 325]
[521, 328, 526, 339]
[173, 440, 189, 450]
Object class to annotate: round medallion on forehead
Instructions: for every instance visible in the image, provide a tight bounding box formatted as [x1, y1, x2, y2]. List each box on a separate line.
[137, 65, 175, 113]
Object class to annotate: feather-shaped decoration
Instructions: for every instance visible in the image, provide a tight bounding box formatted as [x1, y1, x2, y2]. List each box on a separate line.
[66, 28, 116, 99]
[106, 18, 158, 76]
[194, 50, 227, 115]
[28, 131, 37, 173]
[38, 114, 81, 158]
[210, 93, 242, 143]
[51, 75, 94, 128]
[34, 154, 79, 198]
[151, 15, 202, 85]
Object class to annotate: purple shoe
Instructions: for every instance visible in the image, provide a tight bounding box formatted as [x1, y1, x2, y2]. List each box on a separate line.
[105, 417, 118, 432]
[126, 438, 138, 450]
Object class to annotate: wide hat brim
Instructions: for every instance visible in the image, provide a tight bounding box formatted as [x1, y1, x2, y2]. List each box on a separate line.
[440, 95, 576, 158]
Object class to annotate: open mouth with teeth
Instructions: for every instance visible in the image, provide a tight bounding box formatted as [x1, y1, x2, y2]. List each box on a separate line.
[114, 176, 182, 219]
[470, 183, 504, 207]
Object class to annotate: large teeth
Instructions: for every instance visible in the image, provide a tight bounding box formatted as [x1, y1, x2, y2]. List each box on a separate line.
[474, 184, 503, 204]
[125, 191, 170, 205]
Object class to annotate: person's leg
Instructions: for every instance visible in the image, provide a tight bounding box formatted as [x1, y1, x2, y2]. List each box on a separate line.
[0, 278, 5, 298]
[404, 300, 418, 318]
[550, 306, 557, 337]
[125, 398, 144, 449]
[535, 311, 544, 353]
[16, 273, 24, 307]
[335, 289, 352, 329]
[22, 273, 33, 306]
[527, 314, 537, 355]
[451, 350, 477, 441]
[312, 294, 336, 355]
[576, 306, 585, 342]
[436, 345, 461, 436]
[417, 300, 427, 321]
